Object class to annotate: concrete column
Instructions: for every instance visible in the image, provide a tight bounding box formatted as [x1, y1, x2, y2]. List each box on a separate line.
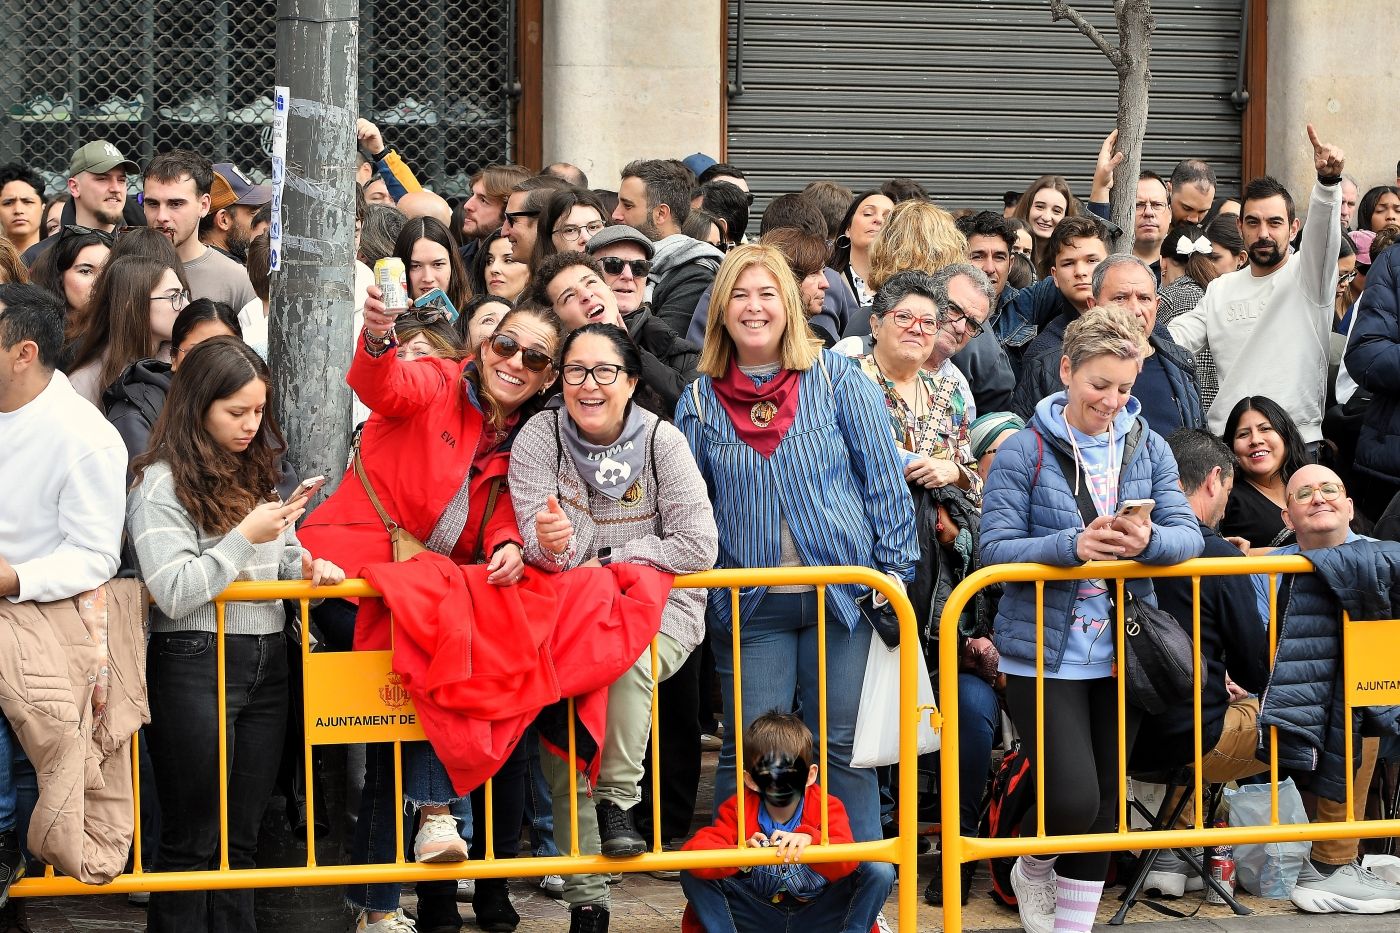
[541, 0, 723, 189]
[1267, 0, 1400, 220]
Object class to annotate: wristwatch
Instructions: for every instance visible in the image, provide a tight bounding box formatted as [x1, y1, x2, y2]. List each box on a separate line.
[597, 546, 613, 567]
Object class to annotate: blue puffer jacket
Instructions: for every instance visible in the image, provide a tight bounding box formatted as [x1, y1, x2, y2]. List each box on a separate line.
[1258, 540, 1400, 802]
[980, 394, 1204, 675]
[1344, 246, 1400, 483]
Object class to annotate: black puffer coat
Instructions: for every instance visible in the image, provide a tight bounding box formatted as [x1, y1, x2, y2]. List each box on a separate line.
[1258, 539, 1400, 802]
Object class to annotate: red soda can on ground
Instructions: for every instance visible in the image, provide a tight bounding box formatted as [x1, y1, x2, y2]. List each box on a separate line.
[1205, 819, 1235, 904]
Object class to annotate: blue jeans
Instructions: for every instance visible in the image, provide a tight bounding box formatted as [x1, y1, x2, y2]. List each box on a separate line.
[524, 729, 559, 857]
[0, 719, 37, 848]
[711, 591, 880, 842]
[955, 672, 1000, 837]
[680, 861, 894, 933]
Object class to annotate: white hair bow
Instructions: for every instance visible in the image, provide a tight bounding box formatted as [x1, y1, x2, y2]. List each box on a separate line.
[1175, 234, 1211, 255]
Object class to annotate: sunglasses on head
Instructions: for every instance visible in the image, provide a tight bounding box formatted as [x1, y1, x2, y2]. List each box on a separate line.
[58, 224, 115, 247]
[598, 256, 651, 277]
[487, 332, 553, 372]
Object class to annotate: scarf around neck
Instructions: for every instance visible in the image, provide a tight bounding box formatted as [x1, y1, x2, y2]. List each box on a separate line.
[560, 403, 650, 501]
[711, 360, 801, 458]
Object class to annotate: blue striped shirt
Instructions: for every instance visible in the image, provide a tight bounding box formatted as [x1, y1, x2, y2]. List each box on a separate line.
[676, 349, 918, 631]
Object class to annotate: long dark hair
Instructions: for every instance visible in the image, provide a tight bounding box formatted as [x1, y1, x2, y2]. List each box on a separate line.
[1359, 185, 1400, 233]
[393, 216, 471, 312]
[1222, 395, 1309, 485]
[68, 255, 178, 391]
[467, 229, 511, 299]
[829, 189, 884, 277]
[532, 187, 607, 272]
[131, 336, 284, 534]
[28, 227, 110, 313]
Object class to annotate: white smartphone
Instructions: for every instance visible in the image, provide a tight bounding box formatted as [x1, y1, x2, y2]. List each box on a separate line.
[288, 475, 326, 505]
[1114, 498, 1155, 520]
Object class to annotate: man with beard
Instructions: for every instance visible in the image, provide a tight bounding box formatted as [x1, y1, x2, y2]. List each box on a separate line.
[21, 140, 138, 265]
[460, 163, 530, 267]
[144, 149, 256, 310]
[1169, 125, 1344, 452]
[200, 162, 271, 263]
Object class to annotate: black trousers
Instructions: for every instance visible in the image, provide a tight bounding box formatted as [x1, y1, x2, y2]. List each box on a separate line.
[636, 644, 703, 843]
[1004, 674, 1141, 881]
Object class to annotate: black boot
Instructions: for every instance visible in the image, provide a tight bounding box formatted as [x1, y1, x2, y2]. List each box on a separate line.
[415, 878, 464, 933]
[595, 800, 646, 857]
[923, 858, 974, 906]
[470, 878, 518, 933]
[568, 904, 609, 933]
[0, 898, 31, 933]
[0, 832, 23, 909]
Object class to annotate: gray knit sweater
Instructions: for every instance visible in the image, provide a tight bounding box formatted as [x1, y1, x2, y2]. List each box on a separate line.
[127, 461, 307, 635]
[509, 407, 718, 652]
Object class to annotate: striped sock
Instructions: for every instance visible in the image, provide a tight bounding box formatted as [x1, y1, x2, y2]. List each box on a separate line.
[1019, 854, 1057, 883]
[1053, 877, 1104, 933]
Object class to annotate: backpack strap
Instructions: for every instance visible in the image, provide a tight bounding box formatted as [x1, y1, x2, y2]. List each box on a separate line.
[1030, 426, 1098, 530]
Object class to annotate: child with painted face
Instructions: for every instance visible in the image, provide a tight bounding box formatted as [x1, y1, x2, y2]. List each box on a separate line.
[678, 712, 895, 933]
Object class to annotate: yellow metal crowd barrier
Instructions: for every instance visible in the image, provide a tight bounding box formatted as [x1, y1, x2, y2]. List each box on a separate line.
[13, 566, 925, 931]
[936, 555, 1400, 933]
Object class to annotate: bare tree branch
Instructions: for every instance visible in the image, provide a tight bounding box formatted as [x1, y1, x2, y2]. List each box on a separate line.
[1049, 0, 1123, 68]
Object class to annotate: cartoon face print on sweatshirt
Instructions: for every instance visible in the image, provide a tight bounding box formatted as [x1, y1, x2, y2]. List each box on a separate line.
[1071, 578, 1115, 665]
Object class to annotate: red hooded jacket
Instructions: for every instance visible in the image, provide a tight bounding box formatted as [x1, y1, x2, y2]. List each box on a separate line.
[299, 342, 522, 649]
[682, 783, 858, 881]
[361, 553, 672, 794]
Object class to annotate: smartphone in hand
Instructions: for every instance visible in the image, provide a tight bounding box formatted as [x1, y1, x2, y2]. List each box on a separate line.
[287, 475, 326, 506]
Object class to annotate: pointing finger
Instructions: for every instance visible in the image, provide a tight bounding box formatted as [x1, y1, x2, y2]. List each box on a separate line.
[1306, 123, 1321, 151]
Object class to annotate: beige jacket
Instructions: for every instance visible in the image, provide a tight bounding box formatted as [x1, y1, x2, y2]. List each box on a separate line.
[0, 578, 148, 884]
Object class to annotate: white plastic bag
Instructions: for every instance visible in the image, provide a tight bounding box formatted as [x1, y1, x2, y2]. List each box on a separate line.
[850, 639, 939, 768]
[1227, 778, 1312, 898]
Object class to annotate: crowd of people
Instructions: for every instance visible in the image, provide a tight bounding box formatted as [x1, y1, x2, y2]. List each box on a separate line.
[3, 110, 1400, 933]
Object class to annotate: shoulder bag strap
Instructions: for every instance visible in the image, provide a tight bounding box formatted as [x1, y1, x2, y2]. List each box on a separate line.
[1030, 426, 1099, 530]
[471, 477, 506, 563]
[353, 438, 401, 533]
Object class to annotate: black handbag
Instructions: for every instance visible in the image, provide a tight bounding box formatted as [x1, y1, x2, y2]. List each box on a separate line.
[1033, 426, 1200, 714]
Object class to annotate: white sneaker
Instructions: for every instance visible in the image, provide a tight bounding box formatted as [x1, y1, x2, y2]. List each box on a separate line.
[228, 95, 274, 125]
[413, 813, 467, 863]
[356, 908, 417, 931]
[874, 911, 892, 933]
[539, 874, 564, 898]
[82, 93, 145, 122]
[1009, 857, 1057, 933]
[1291, 861, 1400, 914]
[1143, 848, 1204, 898]
[455, 878, 475, 902]
[159, 94, 220, 123]
[8, 93, 72, 122]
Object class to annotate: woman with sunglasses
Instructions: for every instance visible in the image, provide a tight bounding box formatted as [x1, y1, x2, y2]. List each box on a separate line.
[65, 254, 187, 407]
[675, 243, 918, 844]
[510, 322, 717, 932]
[28, 224, 112, 322]
[298, 290, 563, 933]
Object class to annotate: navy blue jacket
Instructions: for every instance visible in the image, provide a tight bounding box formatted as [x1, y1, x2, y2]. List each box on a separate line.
[1010, 326, 1204, 432]
[1343, 245, 1400, 483]
[1259, 539, 1400, 802]
[980, 400, 1204, 675]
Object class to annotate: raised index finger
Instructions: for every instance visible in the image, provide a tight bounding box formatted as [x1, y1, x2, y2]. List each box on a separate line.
[1306, 123, 1321, 152]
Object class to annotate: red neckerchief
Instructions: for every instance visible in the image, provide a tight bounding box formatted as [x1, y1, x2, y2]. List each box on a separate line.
[711, 360, 800, 458]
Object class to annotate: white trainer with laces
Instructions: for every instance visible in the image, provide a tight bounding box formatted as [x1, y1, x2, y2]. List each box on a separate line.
[1142, 848, 1205, 898]
[413, 812, 468, 863]
[356, 908, 417, 931]
[1009, 857, 1057, 933]
[1290, 861, 1400, 914]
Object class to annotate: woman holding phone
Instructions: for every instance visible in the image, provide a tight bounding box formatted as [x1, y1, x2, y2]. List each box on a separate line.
[298, 288, 564, 933]
[126, 337, 345, 933]
[979, 305, 1202, 933]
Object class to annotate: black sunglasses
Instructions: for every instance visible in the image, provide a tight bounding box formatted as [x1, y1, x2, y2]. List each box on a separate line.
[487, 332, 553, 372]
[598, 256, 652, 277]
[58, 224, 115, 247]
[503, 209, 540, 224]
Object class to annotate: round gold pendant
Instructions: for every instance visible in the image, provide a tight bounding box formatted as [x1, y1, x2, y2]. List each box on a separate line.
[750, 400, 777, 428]
[620, 480, 644, 508]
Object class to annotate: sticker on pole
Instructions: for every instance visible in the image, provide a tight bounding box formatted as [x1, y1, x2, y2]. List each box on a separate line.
[303, 650, 427, 744]
[1345, 616, 1400, 707]
[269, 86, 289, 271]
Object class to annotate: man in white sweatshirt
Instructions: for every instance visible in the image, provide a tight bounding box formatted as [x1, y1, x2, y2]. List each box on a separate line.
[1169, 125, 1345, 450]
[0, 283, 126, 906]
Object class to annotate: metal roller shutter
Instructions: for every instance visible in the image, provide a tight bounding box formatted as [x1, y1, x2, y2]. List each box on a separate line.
[725, 0, 1244, 214]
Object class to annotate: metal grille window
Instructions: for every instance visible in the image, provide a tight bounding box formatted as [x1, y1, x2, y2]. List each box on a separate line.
[0, 0, 514, 200]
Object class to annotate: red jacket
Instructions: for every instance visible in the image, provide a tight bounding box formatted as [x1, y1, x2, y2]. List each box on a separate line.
[299, 343, 521, 648]
[683, 784, 859, 881]
[361, 553, 672, 794]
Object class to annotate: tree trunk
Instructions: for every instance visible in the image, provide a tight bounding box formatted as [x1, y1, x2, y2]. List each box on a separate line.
[270, 0, 359, 501]
[1109, 0, 1155, 248]
[1049, 0, 1155, 251]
